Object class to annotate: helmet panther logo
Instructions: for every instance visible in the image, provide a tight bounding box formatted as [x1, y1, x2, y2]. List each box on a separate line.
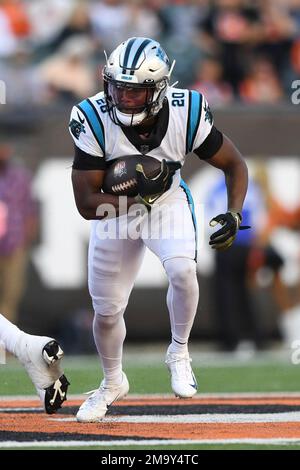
[69, 119, 86, 140]
[156, 47, 169, 65]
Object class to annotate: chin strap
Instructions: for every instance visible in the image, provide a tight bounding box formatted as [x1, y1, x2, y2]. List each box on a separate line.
[115, 108, 148, 127]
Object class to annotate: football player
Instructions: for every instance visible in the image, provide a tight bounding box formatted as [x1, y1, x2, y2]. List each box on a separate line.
[69, 37, 249, 422]
[0, 313, 69, 414]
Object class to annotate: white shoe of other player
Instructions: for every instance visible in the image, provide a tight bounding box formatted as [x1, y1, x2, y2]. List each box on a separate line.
[165, 345, 198, 398]
[280, 304, 300, 347]
[76, 372, 129, 423]
[14, 333, 69, 414]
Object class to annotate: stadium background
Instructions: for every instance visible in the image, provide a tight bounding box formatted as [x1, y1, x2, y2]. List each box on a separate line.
[0, 0, 300, 352]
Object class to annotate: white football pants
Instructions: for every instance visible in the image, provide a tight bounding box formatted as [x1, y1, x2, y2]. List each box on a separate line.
[89, 184, 199, 384]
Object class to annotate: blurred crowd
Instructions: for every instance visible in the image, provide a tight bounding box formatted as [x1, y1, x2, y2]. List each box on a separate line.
[202, 159, 300, 352]
[0, 1, 300, 353]
[0, 0, 300, 106]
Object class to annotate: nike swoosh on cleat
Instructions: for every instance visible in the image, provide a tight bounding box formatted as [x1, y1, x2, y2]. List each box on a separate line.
[190, 372, 198, 389]
[107, 390, 124, 407]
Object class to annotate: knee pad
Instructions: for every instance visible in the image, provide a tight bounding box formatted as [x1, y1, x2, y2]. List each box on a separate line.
[164, 258, 197, 291]
[92, 295, 127, 318]
[93, 309, 124, 329]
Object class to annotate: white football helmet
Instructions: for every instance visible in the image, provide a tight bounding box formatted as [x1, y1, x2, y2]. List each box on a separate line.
[103, 37, 175, 126]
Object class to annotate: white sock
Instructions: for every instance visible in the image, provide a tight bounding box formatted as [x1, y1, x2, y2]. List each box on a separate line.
[0, 314, 24, 355]
[93, 311, 126, 386]
[169, 335, 189, 355]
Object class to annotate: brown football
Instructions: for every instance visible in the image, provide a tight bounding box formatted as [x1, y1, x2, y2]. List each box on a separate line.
[102, 155, 162, 196]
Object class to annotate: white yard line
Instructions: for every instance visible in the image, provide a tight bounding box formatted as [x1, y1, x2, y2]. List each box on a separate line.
[48, 412, 300, 424]
[2, 410, 300, 422]
[1, 438, 300, 448]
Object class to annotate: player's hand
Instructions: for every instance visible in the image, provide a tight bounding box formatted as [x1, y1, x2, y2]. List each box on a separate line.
[135, 159, 180, 207]
[209, 211, 250, 251]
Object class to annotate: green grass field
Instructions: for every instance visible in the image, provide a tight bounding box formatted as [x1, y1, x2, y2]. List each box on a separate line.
[1, 348, 299, 396]
[1, 361, 300, 396]
[1, 347, 300, 450]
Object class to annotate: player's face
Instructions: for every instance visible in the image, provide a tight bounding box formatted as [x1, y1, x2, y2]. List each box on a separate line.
[108, 83, 153, 114]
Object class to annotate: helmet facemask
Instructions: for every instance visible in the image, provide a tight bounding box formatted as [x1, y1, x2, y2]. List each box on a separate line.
[104, 77, 156, 126]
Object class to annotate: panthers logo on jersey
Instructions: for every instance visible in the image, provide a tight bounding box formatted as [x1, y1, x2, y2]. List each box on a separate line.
[204, 102, 213, 126]
[69, 119, 86, 140]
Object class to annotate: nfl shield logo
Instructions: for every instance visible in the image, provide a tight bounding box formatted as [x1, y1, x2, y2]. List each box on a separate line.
[140, 145, 150, 154]
[114, 161, 127, 178]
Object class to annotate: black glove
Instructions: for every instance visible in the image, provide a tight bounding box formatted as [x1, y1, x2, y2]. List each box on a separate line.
[135, 159, 181, 207]
[209, 211, 251, 251]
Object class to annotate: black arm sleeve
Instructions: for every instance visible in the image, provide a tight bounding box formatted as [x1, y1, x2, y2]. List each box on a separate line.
[72, 145, 107, 170]
[194, 126, 223, 160]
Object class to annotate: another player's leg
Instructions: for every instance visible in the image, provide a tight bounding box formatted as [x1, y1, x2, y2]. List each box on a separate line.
[76, 224, 145, 422]
[0, 314, 69, 413]
[0, 247, 27, 323]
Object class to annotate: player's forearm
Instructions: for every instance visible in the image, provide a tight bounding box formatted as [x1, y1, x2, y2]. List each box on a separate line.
[76, 193, 137, 220]
[206, 135, 248, 214]
[225, 158, 248, 213]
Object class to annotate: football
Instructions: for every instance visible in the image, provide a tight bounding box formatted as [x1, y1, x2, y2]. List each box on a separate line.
[102, 155, 162, 196]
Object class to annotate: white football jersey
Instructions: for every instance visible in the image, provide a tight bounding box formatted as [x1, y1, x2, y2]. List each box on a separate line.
[69, 87, 213, 195]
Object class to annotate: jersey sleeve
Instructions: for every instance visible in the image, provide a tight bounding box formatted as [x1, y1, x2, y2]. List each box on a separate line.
[68, 104, 105, 158]
[185, 91, 214, 154]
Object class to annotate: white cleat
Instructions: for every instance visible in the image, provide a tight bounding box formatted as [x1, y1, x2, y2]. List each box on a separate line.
[14, 333, 69, 414]
[280, 304, 300, 347]
[76, 372, 129, 423]
[165, 345, 198, 398]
